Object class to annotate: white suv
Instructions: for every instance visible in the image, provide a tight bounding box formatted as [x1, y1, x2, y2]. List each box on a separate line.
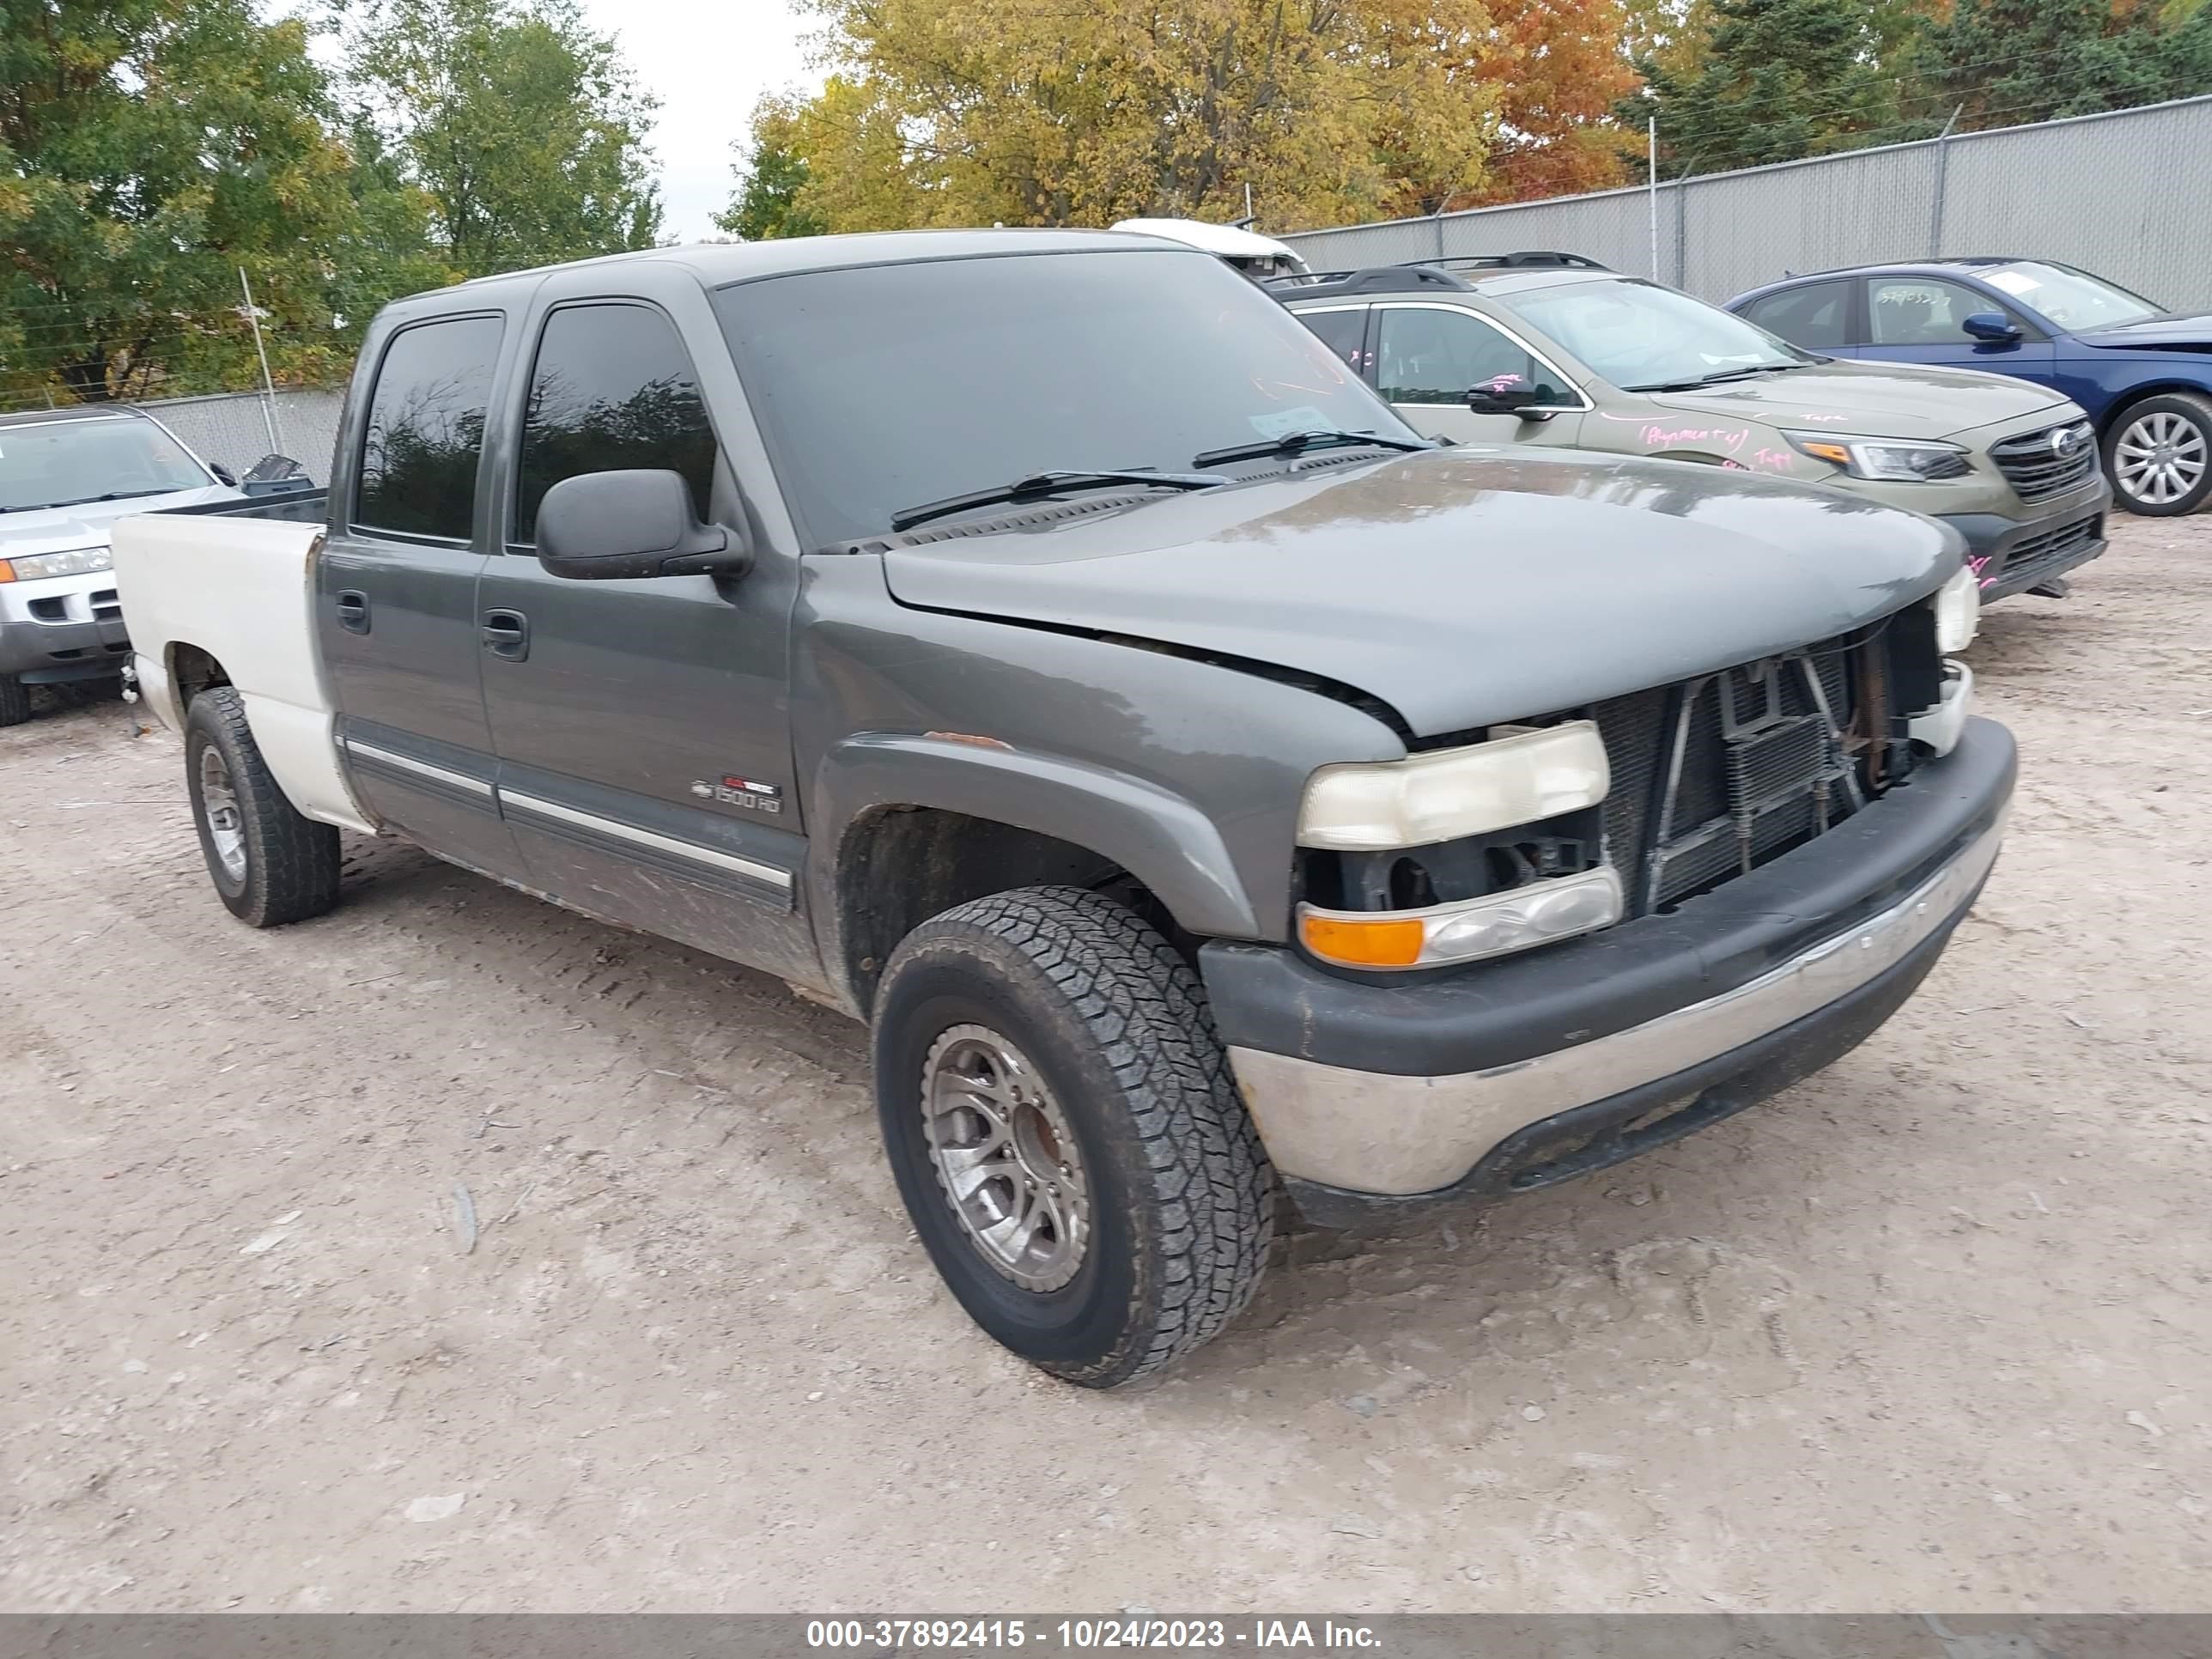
[0, 406, 249, 726]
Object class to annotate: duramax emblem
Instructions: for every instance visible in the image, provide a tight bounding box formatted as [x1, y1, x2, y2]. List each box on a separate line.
[690, 775, 783, 812]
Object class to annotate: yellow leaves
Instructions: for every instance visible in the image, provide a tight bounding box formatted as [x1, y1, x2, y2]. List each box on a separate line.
[768, 0, 1530, 233]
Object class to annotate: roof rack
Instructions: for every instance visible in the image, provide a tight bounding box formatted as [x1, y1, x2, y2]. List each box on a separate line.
[1410, 251, 1610, 271]
[1261, 265, 1474, 297]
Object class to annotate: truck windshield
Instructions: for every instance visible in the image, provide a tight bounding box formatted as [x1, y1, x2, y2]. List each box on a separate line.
[714, 248, 1422, 544]
[1501, 278, 1812, 392]
[0, 415, 211, 514]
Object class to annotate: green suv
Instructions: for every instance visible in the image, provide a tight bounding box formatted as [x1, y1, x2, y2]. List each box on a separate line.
[1276, 258, 2112, 601]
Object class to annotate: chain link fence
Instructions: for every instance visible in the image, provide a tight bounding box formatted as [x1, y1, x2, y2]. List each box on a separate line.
[1278, 94, 2212, 314]
[132, 386, 348, 483]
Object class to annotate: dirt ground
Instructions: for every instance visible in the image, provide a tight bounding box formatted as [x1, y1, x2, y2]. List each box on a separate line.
[3, 513, 2209, 1614]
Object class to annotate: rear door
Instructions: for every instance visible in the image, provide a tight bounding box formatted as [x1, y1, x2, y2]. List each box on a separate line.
[1860, 276, 2057, 385]
[318, 311, 524, 878]
[1737, 279, 1862, 359]
[1370, 301, 1587, 445]
[474, 287, 813, 981]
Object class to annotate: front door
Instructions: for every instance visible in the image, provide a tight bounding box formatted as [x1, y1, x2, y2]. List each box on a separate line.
[475, 299, 812, 980]
[1370, 302, 1586, 446]
[1859, 276, 2057, 386]
[318, 312, 521, 879]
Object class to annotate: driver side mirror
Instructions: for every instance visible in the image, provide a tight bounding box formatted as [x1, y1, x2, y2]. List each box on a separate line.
[1961, 311, 2021, 344]
[1466, 384, 1556, 421]
[210, 463, 239, 488]
[536, 468, 750, 582]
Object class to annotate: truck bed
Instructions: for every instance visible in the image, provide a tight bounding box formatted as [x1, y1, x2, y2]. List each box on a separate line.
[110, 493, 373, 835]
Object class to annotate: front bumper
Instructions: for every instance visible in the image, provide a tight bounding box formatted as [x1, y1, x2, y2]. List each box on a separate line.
[1204, 718, 2015, 1223]
[1936, 474, 2112, 602]
[0, 568, 131, 683]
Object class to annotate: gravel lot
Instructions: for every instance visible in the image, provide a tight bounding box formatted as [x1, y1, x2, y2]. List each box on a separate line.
[4, 513, 2209, 1613]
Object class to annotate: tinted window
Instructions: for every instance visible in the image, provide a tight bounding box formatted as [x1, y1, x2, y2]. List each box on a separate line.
[1869, 277, 2007, 345]
[1742, 281, 1854, 350]
[1375, 306, 1571, 405]
[1297, 307, 1370, 375]
[515, 304, 719, 543]
[714, 249, 1419, 546]
[355, 316, 501, 540]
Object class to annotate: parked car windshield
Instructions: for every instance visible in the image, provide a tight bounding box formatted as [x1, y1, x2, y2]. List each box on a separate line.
[0, 415, 211, 514]
[714, 248, 1423, 544]
[1499, 278, 1812, 392]
[1976, 261, 2162, 330]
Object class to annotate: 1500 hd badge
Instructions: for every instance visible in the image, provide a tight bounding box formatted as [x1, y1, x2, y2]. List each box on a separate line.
[690, 775, 783, 813]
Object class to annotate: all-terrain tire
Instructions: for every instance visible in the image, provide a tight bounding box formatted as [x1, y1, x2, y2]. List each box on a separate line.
[2103, 391, 2212, 517]
[184, 687, 343, 927]
[0, 674, 29, 728]
[872, 885, 1273, 1389]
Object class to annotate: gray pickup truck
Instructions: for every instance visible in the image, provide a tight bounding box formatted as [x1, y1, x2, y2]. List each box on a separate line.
[112, 230, 2013, 1387]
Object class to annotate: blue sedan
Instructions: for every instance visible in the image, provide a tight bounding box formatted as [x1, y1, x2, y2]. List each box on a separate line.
[1729, 259, 2212, 516]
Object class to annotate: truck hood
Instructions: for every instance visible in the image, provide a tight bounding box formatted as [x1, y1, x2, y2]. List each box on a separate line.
[0, 483, 240, 558]
[1644, 360, 2067, 442]
[2075, 313, 2212, 351]
[879, 448, 1961, 738]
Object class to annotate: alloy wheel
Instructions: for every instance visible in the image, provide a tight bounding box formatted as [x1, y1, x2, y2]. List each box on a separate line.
[2113, 410, 2209, 507]
[919, 1024, 1091, 1291]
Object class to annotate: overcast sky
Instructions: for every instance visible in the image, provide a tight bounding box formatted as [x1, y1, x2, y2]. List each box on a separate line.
[573, 0, 822, 243]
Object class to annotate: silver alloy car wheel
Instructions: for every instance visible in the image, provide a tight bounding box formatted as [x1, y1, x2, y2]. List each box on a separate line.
[920, 1023, 1091, 1291]
[2113, 410, 2209, 507]
[198, 744, 249, 882]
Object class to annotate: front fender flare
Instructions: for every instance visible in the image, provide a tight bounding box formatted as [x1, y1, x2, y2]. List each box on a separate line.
[811, 731, 1265, 948]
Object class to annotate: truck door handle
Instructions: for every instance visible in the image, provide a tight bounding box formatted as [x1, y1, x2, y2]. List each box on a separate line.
[335, 590, 370, 635]
[480, 610, 529, 662]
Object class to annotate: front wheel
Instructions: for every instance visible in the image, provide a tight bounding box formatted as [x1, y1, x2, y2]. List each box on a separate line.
[184, 687, 343, 927]
[2105, 392, 2212, 516]
[872, 886, 1273, 1388]
[0, 674, 29, 728]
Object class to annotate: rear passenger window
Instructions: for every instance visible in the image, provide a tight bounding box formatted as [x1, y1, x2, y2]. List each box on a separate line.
[355, 315, 502, 541]
[514, 304, 719, 544]
[1741, 281, 1854, 350]
[1297, 307, 1370, 374]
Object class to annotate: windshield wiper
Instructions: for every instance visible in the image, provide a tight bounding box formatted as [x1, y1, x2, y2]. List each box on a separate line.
[1624, 362, 1813, 393]
[1192, 428, 1433, 469]
[888, 469, 1223, 533]
[2, 487, 175, 515]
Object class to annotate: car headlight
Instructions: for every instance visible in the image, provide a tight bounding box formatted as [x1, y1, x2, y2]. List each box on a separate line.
[1933, 563, 1980, 653]
[0, 545, 112, 583]
[1297, 720, 1611, 851]
[1299, 866, 1624, 970]
[1787, 432, 1971, 482]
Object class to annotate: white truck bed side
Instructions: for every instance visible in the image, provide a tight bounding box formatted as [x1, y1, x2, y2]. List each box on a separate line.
[111, 512, 376, 835]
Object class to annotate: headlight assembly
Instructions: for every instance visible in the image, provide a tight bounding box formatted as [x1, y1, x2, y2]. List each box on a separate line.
[1932, 563, 1981, 653]
[1786, 433, 1972, 483]
[0, 545, 112, 583]
[1297, 720, 1611, 852]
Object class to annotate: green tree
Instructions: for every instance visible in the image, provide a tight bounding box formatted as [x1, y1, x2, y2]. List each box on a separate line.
[743, 0, 1500, 235]
[1909, 0, 2212, 131]
[1640, 0, 1905, 174]
[347, 0, 663, 277]
[716, 101, 827, 240]
[0, 0, 384, 402]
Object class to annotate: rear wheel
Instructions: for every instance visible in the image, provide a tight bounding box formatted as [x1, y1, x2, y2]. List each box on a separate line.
[872, 885, 1273, 1388]
[0, 674, 28, 728]
[184, 687, 342, 927]
[2105, 392, 2212, 516]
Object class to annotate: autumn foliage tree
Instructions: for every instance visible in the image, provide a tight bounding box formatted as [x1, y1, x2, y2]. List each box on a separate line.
[734, 0, 1506, 234]
[1463, 0, 1642, 202]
